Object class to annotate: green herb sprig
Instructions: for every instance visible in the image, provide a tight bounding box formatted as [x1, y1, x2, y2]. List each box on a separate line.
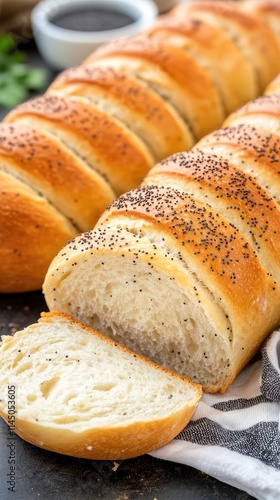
[0, 33, 48, 108]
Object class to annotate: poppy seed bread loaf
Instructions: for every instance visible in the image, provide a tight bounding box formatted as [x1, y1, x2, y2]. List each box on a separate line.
[43, 73, 280, 394]
[2, 0, 280, 293]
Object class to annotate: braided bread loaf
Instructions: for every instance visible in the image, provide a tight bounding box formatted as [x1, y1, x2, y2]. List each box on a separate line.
[43, 62, 280, 393]
[2, 0, 280, 293]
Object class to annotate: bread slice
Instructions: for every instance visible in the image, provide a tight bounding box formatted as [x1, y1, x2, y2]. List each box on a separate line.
[0, 312, 202, 460]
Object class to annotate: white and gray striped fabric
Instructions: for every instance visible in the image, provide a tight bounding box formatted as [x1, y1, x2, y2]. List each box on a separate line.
[150, 330, 280, 500]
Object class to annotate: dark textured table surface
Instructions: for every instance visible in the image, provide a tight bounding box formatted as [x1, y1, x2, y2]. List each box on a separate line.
[0, 41, 256, 500]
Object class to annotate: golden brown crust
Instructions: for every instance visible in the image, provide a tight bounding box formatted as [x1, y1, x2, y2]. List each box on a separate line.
[5, 95, 154, 195]
[0, 123, 115, 231]
[146, 15, 257, 113]
[265, 73, 280, 94]
[171, 0, 280, 92]
[101, 185, 280, 358]
[0, 172, 76, 293]
[0, 405, 195, 460]
[2, 0, 280, 295]
[195, 124, 280, 202]
[224, 93, 280, 129]
[48, 65, 194, 160]
[242, 0, 280, 14]
[144, 150, 280, 285]
[85, 33, 225, 139]
[241, 0, 280, 47]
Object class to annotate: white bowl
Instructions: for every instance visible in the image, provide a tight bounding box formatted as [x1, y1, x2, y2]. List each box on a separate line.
[31, 0, 158, 71]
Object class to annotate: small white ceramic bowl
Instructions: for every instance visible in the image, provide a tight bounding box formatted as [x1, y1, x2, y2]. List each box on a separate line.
[31, 0, 158, 71]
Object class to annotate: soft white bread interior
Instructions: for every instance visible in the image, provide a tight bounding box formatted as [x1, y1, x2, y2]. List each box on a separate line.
[0, 311, 202, 460]
[2, 0, 280, 293]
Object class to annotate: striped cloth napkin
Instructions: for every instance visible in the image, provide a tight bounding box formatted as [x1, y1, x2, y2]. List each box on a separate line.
[150, 330, 280, 500]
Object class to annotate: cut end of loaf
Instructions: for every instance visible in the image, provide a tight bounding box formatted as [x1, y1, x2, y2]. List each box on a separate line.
[44, 248, 231, 391]
[0, 312, 201, 460]
[43, 228, 236, 393]
[44, 182, 280, 393]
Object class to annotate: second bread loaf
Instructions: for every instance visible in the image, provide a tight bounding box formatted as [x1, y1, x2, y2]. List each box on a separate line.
[2, 0, 280, 293]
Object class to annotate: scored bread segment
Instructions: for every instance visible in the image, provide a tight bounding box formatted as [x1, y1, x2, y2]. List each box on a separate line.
[0, 123, 114, 232]
[5, 94, 154, 196]
[170, 0, 280, 93]
[0, 171, 76, 293]
[144, 150, 280, 287]
[47, 65, 194, 162]
[146, 15, 257, 114]
[84, 34, 225, 140]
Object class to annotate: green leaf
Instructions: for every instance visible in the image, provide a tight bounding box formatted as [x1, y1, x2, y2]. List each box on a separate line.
[23, 68, 48, 90]
[0, 82, 27, 107]
[0, 71, 11, 86]
[0, 34, 15, 54]
[9, 63, 30, 79]
[9, 51, 26, 64]
[0, 33, 48, 107]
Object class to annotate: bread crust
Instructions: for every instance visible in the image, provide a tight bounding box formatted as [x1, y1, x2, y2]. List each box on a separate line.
[144, 150, 280, 285]
[171, 0, 280, 91]
[100, 186, 280, 339]
[224, 93, 280, 131]
[5, 95, 154, 195]
[0, 123, 115, 231]
[147, 15, 257, 113]
[85, 34, 225, 139]
[265, 73, 280, 94]
[48, 65, 194, 161]
[0, 171, 76, 293]
[196, 124, 280, 203]
[1, 0, 280, 293]
[241, 0, 280, 48]
[0, 406, 196, 460]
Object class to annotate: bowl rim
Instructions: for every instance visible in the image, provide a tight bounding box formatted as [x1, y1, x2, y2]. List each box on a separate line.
[31, 0, 158, 42]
